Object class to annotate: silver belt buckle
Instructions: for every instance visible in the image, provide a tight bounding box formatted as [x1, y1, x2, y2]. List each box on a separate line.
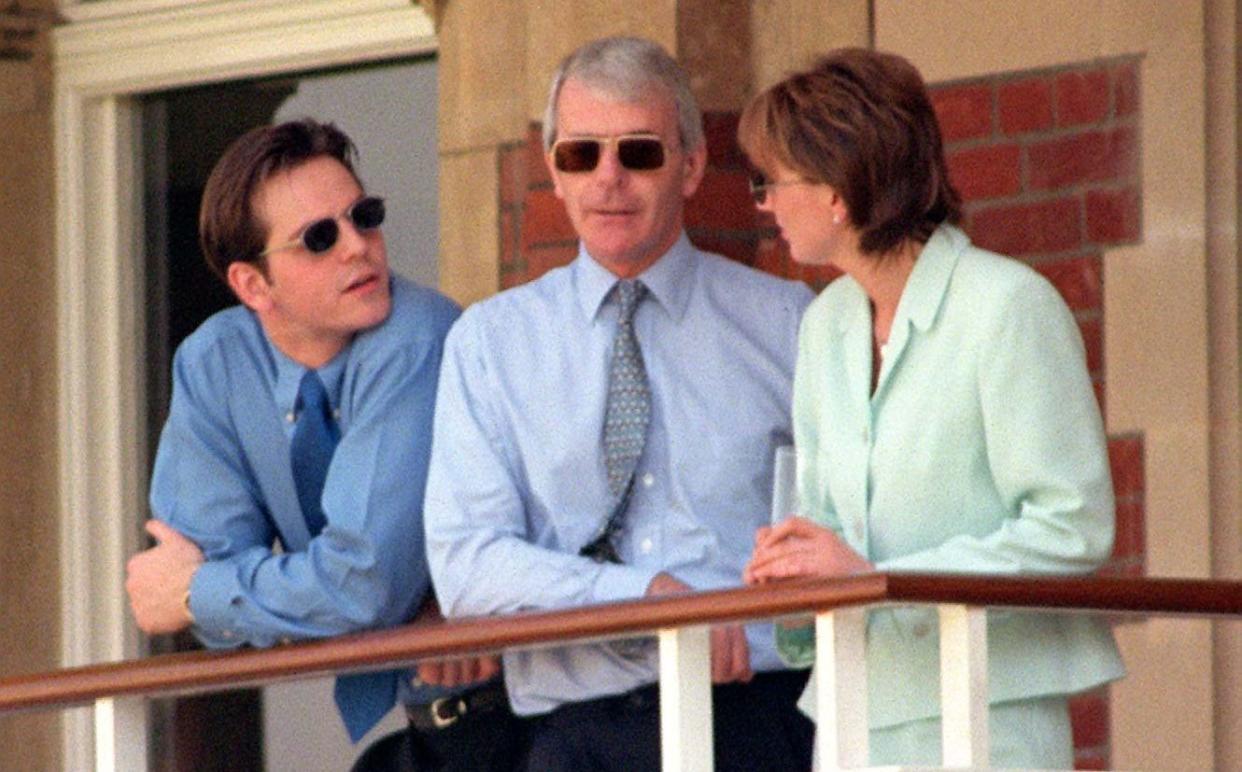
[431, 696, 465, 729]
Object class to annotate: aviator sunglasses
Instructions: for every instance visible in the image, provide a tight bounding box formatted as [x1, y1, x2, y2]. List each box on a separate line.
[552, 133, 666, 173]
[259, 196, 386, 257]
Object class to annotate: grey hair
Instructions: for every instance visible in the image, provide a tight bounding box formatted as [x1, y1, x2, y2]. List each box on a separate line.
[541, 36, 704, 153]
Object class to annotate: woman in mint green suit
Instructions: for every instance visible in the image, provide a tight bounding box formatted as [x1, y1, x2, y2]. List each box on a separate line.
[739, 48, 1124, 768]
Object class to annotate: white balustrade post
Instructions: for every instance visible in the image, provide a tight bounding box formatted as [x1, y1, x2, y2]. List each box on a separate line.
[814, 608, 868, 770]
[94, 696, 148, 772]
[658, 625, 713, 772]
[938, 604, 989, 767]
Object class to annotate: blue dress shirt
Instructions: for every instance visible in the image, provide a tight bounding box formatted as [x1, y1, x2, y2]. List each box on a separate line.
[424, 233, 814, 716]
[149, 276, 462, 730]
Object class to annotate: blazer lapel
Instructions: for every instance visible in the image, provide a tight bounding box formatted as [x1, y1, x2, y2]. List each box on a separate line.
[838, 280, 874, 416]
[872, 227, 965, 402]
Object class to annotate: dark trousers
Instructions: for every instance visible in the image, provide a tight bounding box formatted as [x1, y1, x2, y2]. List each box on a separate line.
[351, 699, 525, 772]
[521, 670, 814, 772]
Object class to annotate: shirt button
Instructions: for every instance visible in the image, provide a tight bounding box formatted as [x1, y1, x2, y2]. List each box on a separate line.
[913, 622, 931, 638]
[853, 522, 864, 541]
[222, 630, 235, 640]
[861, 428, 870, 444]
[641, 473, 654, 488]
[285, 411, 296, 424]
[640, 538, 653, 554]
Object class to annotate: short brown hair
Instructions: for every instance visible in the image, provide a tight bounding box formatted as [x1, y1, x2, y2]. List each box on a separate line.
[199, 119, 359, 281]
[738, 48, 961, 256]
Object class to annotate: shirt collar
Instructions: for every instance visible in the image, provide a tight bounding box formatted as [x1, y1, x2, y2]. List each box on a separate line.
[263, 321, 348, 419]
[573, 231, 696, 324]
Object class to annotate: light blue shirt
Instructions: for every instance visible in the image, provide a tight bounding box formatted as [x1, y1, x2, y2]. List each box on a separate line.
[793, 225, 1124, 727]
[150, 276, 461, 709]
[425, 233, 814, 716]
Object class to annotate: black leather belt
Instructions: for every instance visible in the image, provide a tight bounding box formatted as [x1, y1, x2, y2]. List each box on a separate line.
[406, 680, 509, 732]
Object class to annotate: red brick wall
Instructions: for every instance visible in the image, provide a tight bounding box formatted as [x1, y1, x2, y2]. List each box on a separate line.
[930, 58, 1147, 586]
[499, 55, 1145, 770]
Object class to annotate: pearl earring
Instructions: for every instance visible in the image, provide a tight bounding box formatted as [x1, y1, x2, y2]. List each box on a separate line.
[832, 213, 842, 225]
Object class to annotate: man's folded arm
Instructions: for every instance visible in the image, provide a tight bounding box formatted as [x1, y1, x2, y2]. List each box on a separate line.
[157, 341, 436, 647]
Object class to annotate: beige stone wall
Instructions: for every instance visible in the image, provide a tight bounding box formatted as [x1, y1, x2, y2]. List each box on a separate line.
[0, 8, 62, 768]
[750, 0, 872, 92]
[877, 0, 1229, 768]
[1206, 1, 1242, 768]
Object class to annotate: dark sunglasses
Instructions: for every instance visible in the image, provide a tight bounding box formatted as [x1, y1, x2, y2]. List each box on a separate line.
[552, 134, 666, 173]
[260, 196, 386, 257]
[747, 174, 809, 205]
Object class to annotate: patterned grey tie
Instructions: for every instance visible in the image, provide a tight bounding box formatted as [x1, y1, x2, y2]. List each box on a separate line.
[604, 280, 650, 496]
[581, 280, 650, 564]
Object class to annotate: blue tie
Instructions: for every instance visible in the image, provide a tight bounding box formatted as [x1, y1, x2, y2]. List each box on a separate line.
[290, 370, 397, 743]
[291, 371, 337, 537]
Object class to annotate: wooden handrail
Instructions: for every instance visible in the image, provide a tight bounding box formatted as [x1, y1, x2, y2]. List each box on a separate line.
[885, 573, 1242, 615]
[2, 573, 1239, 714]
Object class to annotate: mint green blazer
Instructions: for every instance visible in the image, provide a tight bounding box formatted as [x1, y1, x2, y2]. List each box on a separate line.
[790, 225, 1124, 728]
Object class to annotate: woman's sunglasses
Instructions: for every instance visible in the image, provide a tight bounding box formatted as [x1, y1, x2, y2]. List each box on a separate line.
[259, 196, 386, 258]
[747, 175, 810, 205]
[551, 134, 666, 173]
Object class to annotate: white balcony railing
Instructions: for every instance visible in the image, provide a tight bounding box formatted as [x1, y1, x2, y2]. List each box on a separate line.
[2, 573, 1240, 771]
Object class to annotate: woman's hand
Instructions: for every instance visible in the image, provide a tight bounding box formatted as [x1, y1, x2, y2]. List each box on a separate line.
[744, 516, 873, 585]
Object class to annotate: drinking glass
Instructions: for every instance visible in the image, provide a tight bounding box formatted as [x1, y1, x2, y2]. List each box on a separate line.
[769, 445, 815, 666]
[770, 444, 799, 525]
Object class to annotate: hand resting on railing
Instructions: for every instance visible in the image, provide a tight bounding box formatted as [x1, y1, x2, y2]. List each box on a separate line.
[744, 516, 874, 586]
[410, 599, 500, 688]
[646, 571, 752, 684]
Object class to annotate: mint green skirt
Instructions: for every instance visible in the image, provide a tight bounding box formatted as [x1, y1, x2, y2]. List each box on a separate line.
[815, 695, 1074, 769]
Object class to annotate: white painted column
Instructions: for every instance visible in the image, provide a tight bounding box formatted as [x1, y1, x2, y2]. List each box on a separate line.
[94, 697, 148, 772]
[815, 608, 868, 769]
[658, 626, 713, 772]
[938, 604, 989, 767]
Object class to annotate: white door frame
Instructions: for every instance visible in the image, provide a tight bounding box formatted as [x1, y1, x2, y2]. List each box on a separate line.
[51, 2, 436, 767]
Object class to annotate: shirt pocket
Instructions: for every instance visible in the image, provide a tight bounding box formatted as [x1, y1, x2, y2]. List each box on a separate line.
[672, 450, 771, 567]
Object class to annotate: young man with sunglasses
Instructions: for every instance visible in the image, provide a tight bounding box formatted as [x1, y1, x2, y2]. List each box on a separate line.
[424, 37, 816, 771]
[124, 119, 521, 771]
